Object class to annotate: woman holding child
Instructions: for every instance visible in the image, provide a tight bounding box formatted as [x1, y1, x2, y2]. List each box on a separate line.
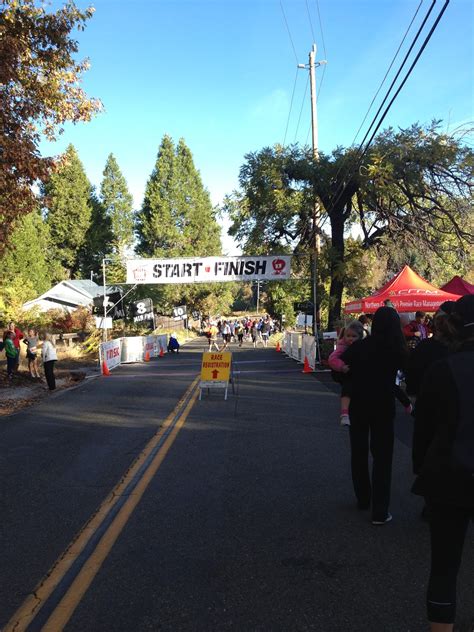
[340, 306, 408, 525]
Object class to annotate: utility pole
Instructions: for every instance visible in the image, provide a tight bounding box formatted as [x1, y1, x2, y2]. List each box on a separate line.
[298, 44, 326, 353]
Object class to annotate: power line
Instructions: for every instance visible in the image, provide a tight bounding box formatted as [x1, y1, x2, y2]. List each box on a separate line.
[294, 74, 310, 143]
[329, 0, 432, 199]
[305, 0, 316, 42]
[329, 0, 450, 215]
[280, 0, 299, 64]
[283, 67, 300, 147]
[350, 0, 424, 147]
[315, 0, 327, 59]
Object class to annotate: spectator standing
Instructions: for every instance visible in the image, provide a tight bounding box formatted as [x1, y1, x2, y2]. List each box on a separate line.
[4, 331, 17, 379]
[412, 295, 474, 632]
[41, 333, 58, 390]
[341, 307, 408, 524]
[8, 321, 24, 371]
[23, 328, 40, 378]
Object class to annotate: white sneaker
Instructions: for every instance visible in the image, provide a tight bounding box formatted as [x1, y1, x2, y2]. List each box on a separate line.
[372, 513, 393, 525]
[340, 414, 350, 426]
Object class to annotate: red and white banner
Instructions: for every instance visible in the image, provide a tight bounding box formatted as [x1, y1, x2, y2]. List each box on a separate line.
[100, 338, 122, 372]
[126, 256, 292, 284]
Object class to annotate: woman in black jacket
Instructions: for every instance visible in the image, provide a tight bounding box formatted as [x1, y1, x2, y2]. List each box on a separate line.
[412, 295, 474, 632]
[341, 306, 408, 524]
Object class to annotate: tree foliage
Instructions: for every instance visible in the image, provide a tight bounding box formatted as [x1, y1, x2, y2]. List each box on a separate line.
[0, 0, 101, 254]
[227, 122, 473, 327]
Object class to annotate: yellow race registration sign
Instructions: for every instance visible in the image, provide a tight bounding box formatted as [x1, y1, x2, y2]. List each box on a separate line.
[199, 352, 232, 399]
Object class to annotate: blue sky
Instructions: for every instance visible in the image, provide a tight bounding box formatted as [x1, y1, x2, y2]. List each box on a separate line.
[41, 0, 473, 253]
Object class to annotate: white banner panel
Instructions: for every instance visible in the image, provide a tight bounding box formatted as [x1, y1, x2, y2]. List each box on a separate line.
[126, 256, 291, 284]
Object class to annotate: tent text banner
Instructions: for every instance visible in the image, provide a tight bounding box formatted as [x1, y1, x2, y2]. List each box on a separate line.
[126, 256, 291, 284]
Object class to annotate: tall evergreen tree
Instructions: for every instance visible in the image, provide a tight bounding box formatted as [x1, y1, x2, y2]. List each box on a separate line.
[76, 190, 113, 281]
[101, 154, 134, 257]
[44, 145, 92, 278]
[135, 135, 223, 312]
[135, 134, 178, 256]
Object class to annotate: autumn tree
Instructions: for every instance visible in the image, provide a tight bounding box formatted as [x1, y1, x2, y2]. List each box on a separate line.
[0, 0, 101, 255]
[43, 144, 92, 279]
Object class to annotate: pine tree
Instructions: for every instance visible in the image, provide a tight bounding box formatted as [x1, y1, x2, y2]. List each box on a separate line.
[101, 154, 134, 257]
[135, 134, 178, 256]
[134, 136, 223, 313]
[76, 190, 113, 281]
[174, 138, 221, 256]
[44, 145, 92, 278]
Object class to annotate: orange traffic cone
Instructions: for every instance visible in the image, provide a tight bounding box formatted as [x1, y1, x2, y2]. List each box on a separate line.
[102, 361, 110, 376]
[144, 350, 150, 362]
[302, 356, 312, 374]
[159, 347, 165, 357]
[276, 341, 281, 352]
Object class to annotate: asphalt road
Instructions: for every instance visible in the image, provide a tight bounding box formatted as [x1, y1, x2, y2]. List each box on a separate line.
[0, 338, 472, 632]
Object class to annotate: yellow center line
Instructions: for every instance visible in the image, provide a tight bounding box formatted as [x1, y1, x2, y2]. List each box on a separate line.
[4, 376, 199, 632]
[42, 387, 200, 631]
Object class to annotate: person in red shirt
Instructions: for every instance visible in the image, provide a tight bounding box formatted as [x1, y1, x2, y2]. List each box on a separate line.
[8, 321, 24, 371]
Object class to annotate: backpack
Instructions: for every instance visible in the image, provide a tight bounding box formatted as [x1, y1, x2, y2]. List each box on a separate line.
[448, 352, 474, 476]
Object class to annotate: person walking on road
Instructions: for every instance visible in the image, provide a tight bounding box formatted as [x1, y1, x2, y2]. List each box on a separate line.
[208, 323, 220, 352]
[41, 333, 57, 390]
[341, 306, 408, 524]
[412, 295, 474, 632]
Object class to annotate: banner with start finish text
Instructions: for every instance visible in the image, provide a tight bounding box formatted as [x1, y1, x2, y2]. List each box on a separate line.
[126, 256, 292, 284]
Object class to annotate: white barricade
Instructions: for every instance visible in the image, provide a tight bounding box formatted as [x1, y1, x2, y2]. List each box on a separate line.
[121, 334, 169, 363]
[302, 334, 316, 370]
[289, 332, 301, 362]
[283, 332, 291, 355]
[155, 334, 167, 355]
[99, 338, 122, 372]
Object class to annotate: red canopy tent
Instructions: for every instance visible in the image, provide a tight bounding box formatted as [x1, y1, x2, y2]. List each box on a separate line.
[440, 275, 474, 296]
[344, 265, 462, 314]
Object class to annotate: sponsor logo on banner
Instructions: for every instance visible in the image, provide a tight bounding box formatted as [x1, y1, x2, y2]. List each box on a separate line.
[126, 256, 292, 284]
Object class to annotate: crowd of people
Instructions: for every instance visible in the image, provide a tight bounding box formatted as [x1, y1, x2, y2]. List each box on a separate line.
[1, 321, 58, 390]
[329, 296, 473, 632]
[203, 315, 277, 352]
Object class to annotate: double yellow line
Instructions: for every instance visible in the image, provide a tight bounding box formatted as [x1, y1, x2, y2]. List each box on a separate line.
[5, 376, 200, 632]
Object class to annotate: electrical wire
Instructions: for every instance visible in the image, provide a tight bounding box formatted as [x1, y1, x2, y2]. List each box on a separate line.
[332, 0, 450, 215]
[294, 74, 310, 143]
[350, 0, 424, 147]
[328, 0, 432, 203]
[280, 0, 299, 64]
[305, 0, 316, 42]
[283, 67, 300, 147]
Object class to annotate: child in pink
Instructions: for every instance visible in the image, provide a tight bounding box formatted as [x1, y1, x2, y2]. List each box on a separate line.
[328, 321, 365, 426]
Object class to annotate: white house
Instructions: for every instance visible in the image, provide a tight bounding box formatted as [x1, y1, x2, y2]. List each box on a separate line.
[22, 280, 105, 313]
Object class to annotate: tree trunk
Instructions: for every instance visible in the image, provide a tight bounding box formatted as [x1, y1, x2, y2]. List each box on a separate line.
[327, 210, 345, 330]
